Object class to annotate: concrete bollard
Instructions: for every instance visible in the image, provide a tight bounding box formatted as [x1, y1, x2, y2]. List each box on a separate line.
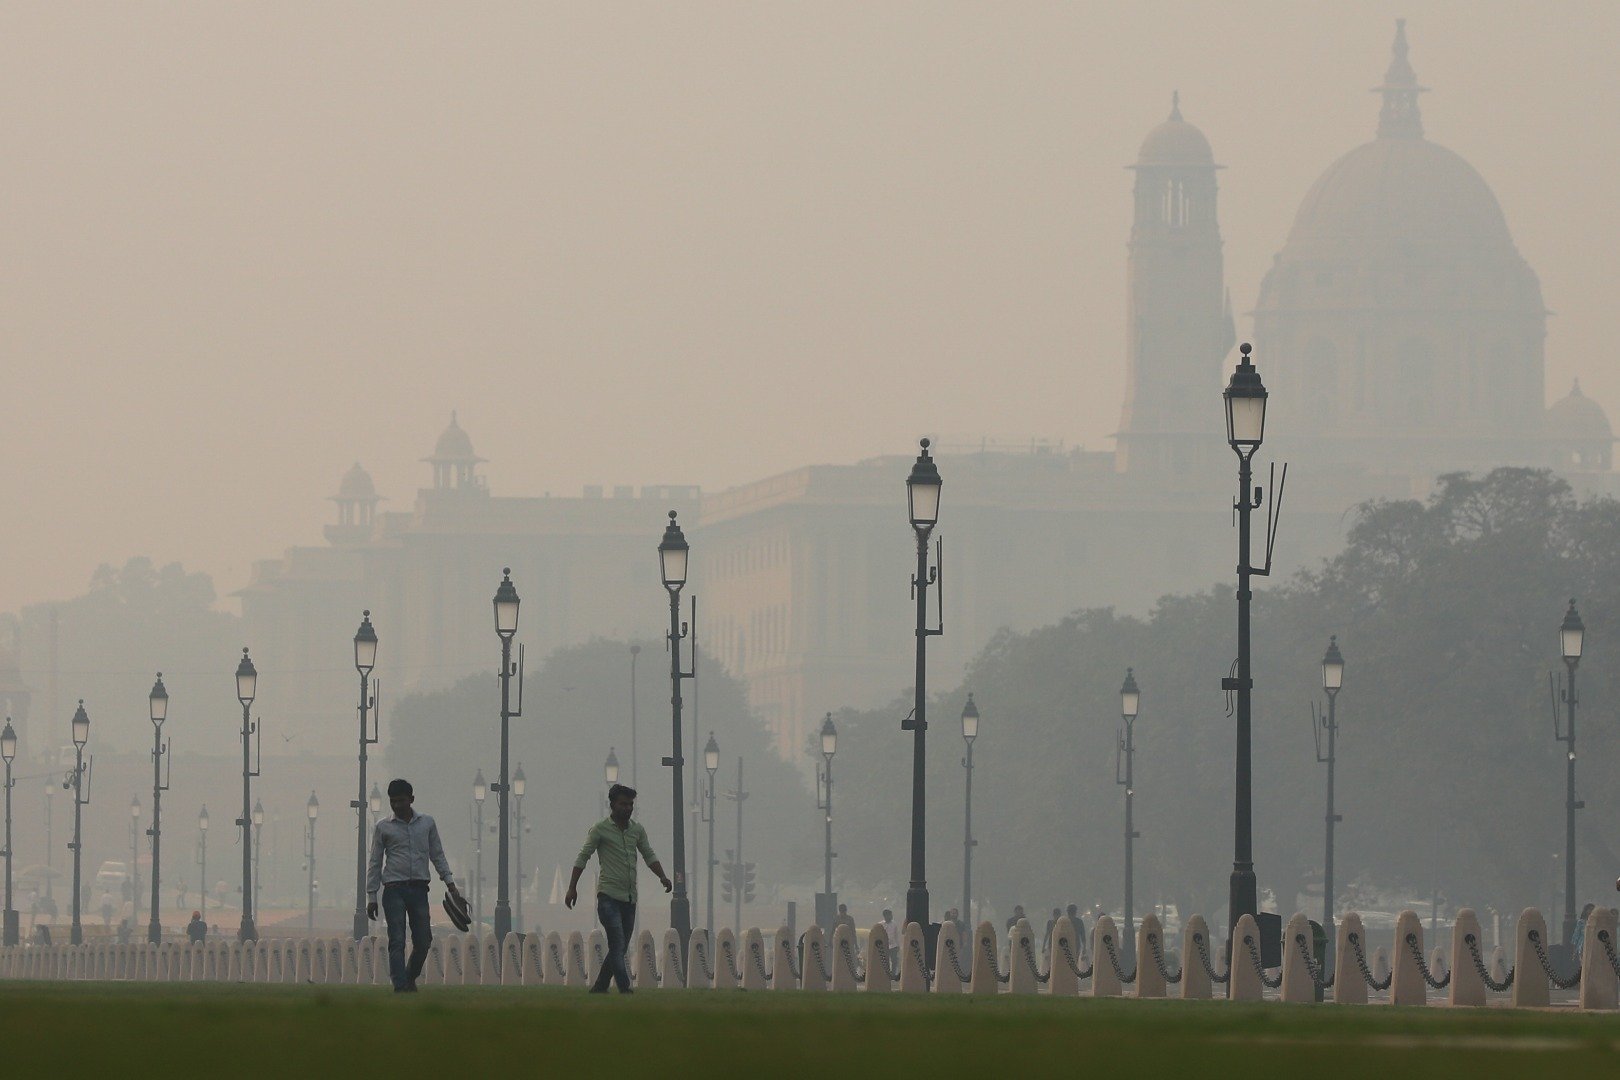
[771, 925, 796, 990]
[585, 928, 605, 986]
[457, 932, 477, 983]
[1449, 909, 1486, 1006]
[1048, 916, 1081, 996]
[500, 933, 523, 986]
[283, 940, 300, 984]
[1091, 915, 1123, 997]
[1137, 913, 1168, 999]
[339, 939, 356, 983]
[1279, 912, 1315, 1003]
[479, 933, 500, 985]
[1579, 906, 1618, 1010]
[1334, 913, 1368, 1005]
[967, 920, 1000, 994]
[518, 934, 541, 985]
[800, 925, 829, 991]
[1512, 908, 1550, 1008]
[419, 938, 443, 985]
[931, 921, 963, 994]
[864, 923, 893, 993]
[1390, 910, 1426, 1006]
[542, 930, 567, 985]
[713, 929, 741, 990]
[899, 922, 929, 993]
[685, 928, 712, 989]
[566, 931, 589, 987]
[741, 928, 768, 991]
[633, 928, 659, 989]
[294, 940, 312, 982]
[1180, 915, 1213, 1000]
[1010, 918, 1043, 995]
[1229, 914, 1265, 1002]
[829, 923, 859, 992]
[662, 928, 685, 988]
[230, 942, 247, 983]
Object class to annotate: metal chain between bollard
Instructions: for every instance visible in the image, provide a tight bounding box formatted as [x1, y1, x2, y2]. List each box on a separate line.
[908, 936, 935, 988]
[1347, 932, 1392, 991]
[642, 939, 662, 985]
[1059, 936, 1094, 981]
[693, 938, 715, 985]
[1462, 933, 1513, 992]
[1191, 931, 1229, 984]
[1599, 930, 1620, 979]
[1406, 933, 1450, 990]
[837, 936, 865, 985]
[547, 940, 568, 981]
[720, 938, 745, 985]
[874, 939, 901, 983]
[982, 933, 1010, 985]
[1017, 935, 1051, 985]
[665, 940, 686, 988]
[1241, 934, 1282, 990]
[1295, 933, 1333, 989]
[1149, 932, 1183, 986]
[1527, 928, 1581, 990]
[1102, 932, 1138, 984]
[748, 937, 773, 984]
[941, 935, 974, 983]
[808, 939, 831, 986]
[781, 937, 802, 983]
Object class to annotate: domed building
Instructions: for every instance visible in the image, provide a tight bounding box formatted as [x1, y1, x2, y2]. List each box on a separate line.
[1546, 380, 1614, 472]
[1252, 21, 1549, 480]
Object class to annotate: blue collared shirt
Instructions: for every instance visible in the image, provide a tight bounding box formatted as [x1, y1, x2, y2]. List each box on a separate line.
[367, 812, 455, 900]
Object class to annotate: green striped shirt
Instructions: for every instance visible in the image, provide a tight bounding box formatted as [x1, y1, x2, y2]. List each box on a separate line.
[574, 817, 659, 904]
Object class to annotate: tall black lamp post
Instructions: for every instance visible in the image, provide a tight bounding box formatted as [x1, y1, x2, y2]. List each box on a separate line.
[146, 674, 170, 944]
[351, 611, 378, 941]
[512, 764, 526, 933]
[491, 570, 523, 943]
[1116, 670, 1140, 964]
[1556, 599, 1585, 946]
[69, 701, 92, 945]
[305, 791, 319, 930]
[1222, 344, 1268, 940]
[1316, 637, 1344, 943]
[903, 438, 943, 931]
[235, 648, 260, 941]
[658, 511, 695, 949]
[2, 718, 17, 946]
[701, 733, 718, 939]
[960, 694, 978, 923]
[815, 714, 837, 928]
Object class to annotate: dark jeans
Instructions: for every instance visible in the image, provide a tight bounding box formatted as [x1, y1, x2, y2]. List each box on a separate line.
[382, 881, 432, 991]
[591, 893, 636, 993]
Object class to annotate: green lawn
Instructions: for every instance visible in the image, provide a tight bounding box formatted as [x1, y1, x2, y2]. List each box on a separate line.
[5, 983, 1618, 1078]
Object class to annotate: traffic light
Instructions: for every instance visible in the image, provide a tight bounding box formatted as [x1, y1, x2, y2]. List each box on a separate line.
[721, 850, 736, 903]
[743, 862, 756, 903]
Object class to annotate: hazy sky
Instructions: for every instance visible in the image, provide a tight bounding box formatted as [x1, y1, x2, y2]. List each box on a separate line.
[3, 2, 1616, 614]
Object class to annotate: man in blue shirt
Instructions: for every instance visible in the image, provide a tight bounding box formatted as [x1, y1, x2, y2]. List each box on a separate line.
[366, 778, 462, 992]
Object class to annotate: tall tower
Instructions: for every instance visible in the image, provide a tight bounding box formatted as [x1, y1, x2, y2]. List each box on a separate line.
[1116, 93, 1235, 480]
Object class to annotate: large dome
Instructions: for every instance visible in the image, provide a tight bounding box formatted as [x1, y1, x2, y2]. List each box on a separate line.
[1135, 92, 1214, 166]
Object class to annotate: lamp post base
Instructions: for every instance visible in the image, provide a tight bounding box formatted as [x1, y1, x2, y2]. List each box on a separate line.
[147, 917, 162, 945]
[1228, 865, 1257, 935]
[2, 909, 17, 947]
[353, 910, 369, 942]
[238, 917, 257, 943]
[905, 883, 928, 932]
[493, 901, 511, 943]
[670, 894, 691, 949]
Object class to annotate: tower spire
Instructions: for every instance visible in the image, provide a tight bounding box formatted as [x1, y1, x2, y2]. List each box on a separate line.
[1374, 18, 1426, 139]
[1169, 89, 1181, 121]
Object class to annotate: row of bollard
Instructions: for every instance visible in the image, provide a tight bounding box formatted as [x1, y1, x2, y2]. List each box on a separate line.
[4, 905, 1615, 1008]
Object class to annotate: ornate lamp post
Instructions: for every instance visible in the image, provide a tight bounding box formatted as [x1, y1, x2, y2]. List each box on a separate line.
[1556, 599, 1585, 946]
[44, 778, 54, 905]
[252, 800, 264, 917]
[197, 806, 208, 921]
[472, 769, 487, 932]
[129, 795, 142, 928]
[658, 511, 696, 948]
[491, 570, 524, 943]
[512, 764, 526, 934]
[69, 701, 92, 945]
[1116, 670, 1140, 965]
[701, 733, 719, 939]
[146, 674, 170, 943]
[1316, 637, 1344, 946]
[1221, 344, 1268, 941]
[351, 611, 379, 941]
[2, 718, 17, 945]
[903, 439, 943, 930]
[815, 714, 838, 928]
[960, 694, 978, 924]
[603, 748, 619, 816]
[235, 648, 260, 941]
[305, 791, 319, 930]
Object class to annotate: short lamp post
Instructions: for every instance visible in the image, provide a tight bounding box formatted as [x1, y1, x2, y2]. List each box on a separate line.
[658, 511, 696, 950]
[146, 674, 170, 944]
[960, 694, 978, 924]
[1316, 637, 1344, 943]
[2, 718, 17, 946]
[305, 791, 319, 930]
[235, 648, 261, 942]
[197, 806, 209, 921]
[904, 439, 943, 931]
[129, 795, 142, 929]
[1557, 599, 1585, 946]
[1116, 669, 1140, 965]
[69, 701, 92, 946]
[603, 748, 619, 816]
[368, 784, 383, 828]
[815, 714, 837, 928]
[472, 769, 487, 932]
[252, 800, 264, 917]
[512, 764, 526, 933]
[491, 570, 524, 944]
[701, 733, 719, 940]
[351, 611, 379, 942]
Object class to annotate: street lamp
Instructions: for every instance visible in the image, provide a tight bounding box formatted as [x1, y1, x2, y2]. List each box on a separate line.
[815, 714, 838, 928]
[197, 806, 209, 921]
[2, 717, 17, 945]
[305, 791, 319, 930]
[472, 768, 487, 932]
[491, 570, 524, 943]
[512, 764, 526, 934]
[961, 694, 979, 925]
[1116, 669, 1140, 965]
[235, 648, 261, 941]
[1316, 637, 1344, 952]
[1556, 599, 1585, 947]
[658, 511, 696, 949]
[701, 733, 719, 940]
[351, 610, 379, 941]
[368, 783, 383, 825]
[903, 438, 943, 931]
[130, 795, 142, 930]
[69, 700, 93, 945]
[252, 799, 264, 918]
[603, 748, 619, 816]
[1222, 343, 1269, 945]
[146, 673, 170, 944]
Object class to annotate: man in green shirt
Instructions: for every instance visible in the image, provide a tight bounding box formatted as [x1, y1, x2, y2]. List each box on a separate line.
[566, 783, 671, 994]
